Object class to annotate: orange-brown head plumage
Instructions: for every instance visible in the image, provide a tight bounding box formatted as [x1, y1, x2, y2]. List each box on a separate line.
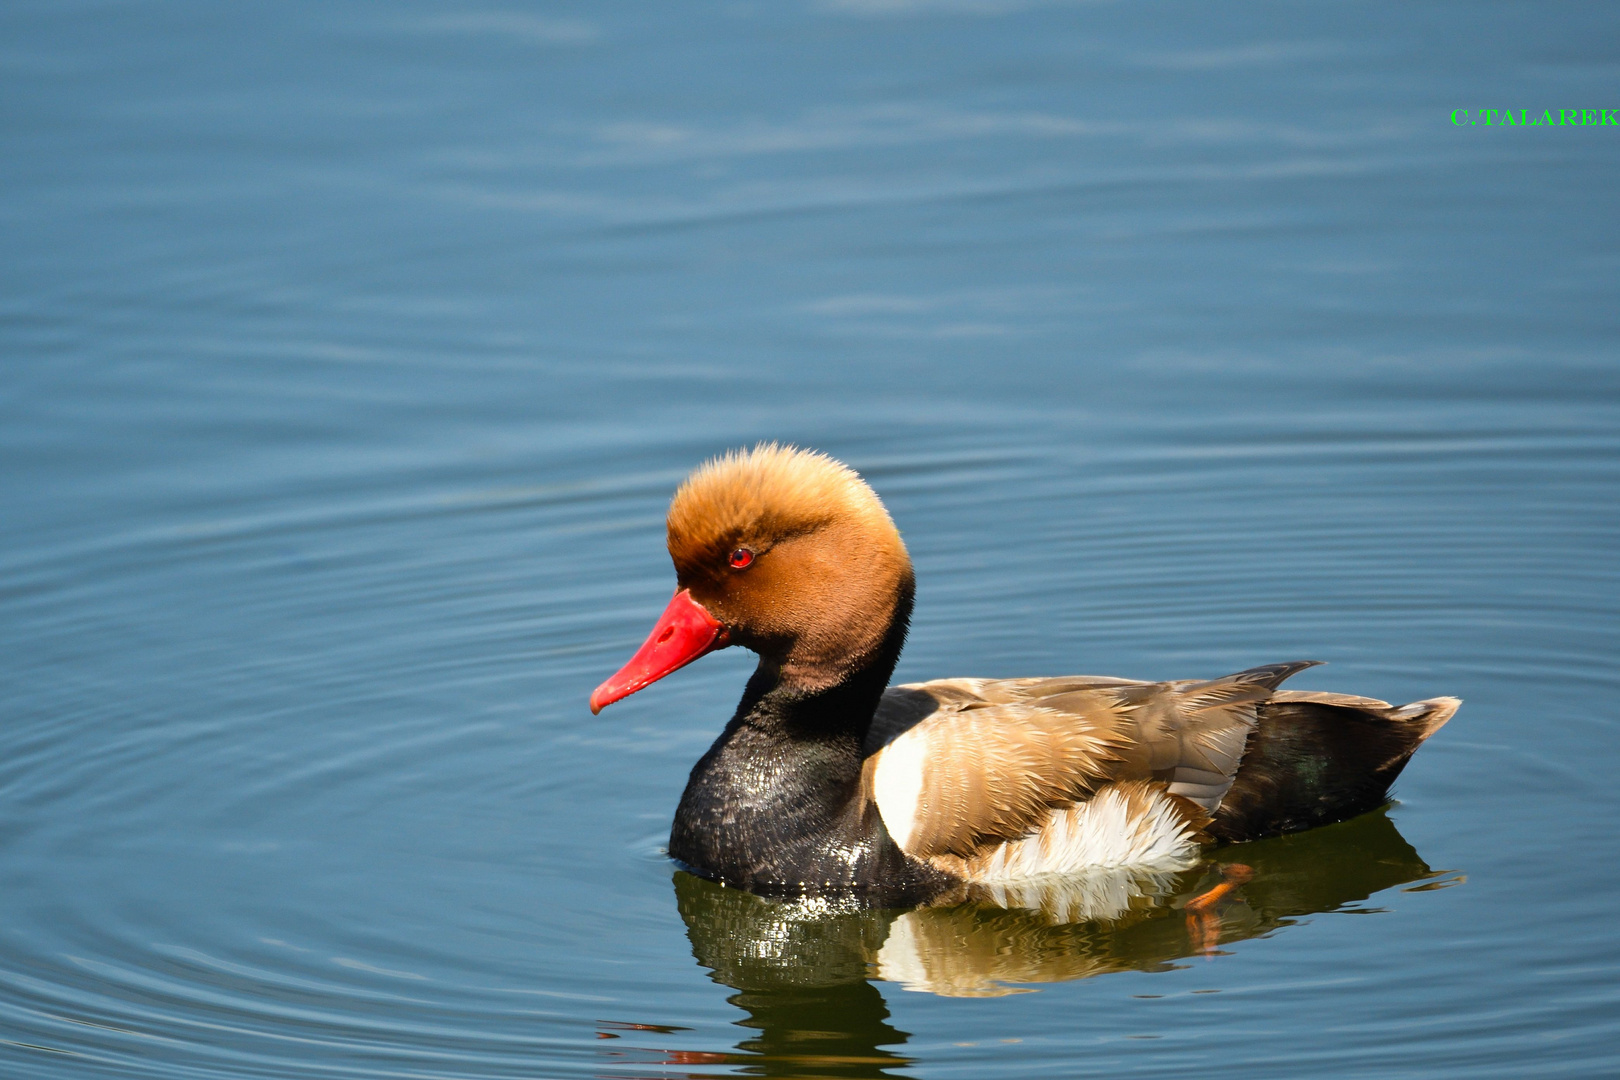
[666, 445, 912, 689]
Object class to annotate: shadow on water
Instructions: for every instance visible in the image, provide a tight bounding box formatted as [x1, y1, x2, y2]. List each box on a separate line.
[598, 809, 1458, 1079]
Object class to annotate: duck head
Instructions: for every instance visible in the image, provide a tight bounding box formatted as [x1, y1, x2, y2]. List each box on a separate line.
[590, 445, 913, 713]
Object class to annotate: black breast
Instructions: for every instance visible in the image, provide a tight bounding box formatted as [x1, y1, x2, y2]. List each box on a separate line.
[669, 715, 948, 905]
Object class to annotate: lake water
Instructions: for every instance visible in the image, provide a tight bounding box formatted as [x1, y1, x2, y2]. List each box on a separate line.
[3, 2, 1618, 1077]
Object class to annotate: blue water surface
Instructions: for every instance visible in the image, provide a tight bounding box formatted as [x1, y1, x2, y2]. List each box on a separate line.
[3, 2, 1618, 1077]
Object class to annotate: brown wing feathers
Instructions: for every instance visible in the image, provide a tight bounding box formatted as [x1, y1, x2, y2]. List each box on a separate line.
[867, 686, 1131, 859]
[1160, 661, 1323, 811]
[868, 663, 1325, 861]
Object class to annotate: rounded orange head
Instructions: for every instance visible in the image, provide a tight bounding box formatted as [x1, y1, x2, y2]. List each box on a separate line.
[590, 444, 912, 713]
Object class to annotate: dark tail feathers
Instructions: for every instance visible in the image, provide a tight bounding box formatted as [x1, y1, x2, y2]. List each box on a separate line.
[1209, 691, 1458, 843]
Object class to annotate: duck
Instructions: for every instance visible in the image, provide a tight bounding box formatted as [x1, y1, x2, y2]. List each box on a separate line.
[590, 444, 1459, 906]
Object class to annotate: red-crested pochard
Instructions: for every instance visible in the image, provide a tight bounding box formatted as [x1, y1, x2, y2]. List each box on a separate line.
[591, 445, 1458, 904]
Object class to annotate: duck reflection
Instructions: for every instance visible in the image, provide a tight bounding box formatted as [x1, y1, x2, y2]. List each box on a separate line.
[603, 810, 1458, 1078]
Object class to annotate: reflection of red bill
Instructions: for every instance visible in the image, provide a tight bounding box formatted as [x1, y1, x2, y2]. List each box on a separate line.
[590, 589, 728, 714]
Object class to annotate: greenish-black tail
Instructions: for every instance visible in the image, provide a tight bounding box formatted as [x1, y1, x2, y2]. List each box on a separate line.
[1209, 692, 1459, 843]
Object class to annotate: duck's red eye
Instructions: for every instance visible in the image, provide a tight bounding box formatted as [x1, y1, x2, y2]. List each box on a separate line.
[729, 547, 754, 569]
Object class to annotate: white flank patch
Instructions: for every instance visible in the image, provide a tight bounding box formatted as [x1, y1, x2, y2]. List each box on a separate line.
[970, 865, 1187, 924]
[965, 785, 1199, 881]
[871, 729, 928, 852]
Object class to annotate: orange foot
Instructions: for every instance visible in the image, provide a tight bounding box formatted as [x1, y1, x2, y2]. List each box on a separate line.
[1185, 863, 1254, 955]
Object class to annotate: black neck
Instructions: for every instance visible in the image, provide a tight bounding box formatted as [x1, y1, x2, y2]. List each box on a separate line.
[668, 578, 940, 900]
[733, 576, 914, 743]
